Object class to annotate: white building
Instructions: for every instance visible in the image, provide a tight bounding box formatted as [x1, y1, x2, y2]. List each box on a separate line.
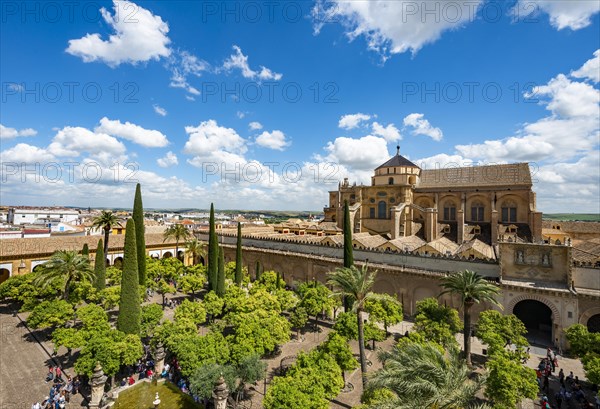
[7, 208, 80, 226]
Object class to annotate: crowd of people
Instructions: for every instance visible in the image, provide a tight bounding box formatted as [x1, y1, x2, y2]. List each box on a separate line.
[30, 366, 81, 409]
[538, 347, 599, 409]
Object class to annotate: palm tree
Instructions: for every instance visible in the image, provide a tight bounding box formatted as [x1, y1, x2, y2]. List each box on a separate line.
[34, 250, 94, 301]
[327, 263, 378, 390]
[440, 270, 501, 366]
[163, 224, 192, 261]
[185, 238, 206, 265]
[91, 210, 122, 257]
[366, 342, 489, 409]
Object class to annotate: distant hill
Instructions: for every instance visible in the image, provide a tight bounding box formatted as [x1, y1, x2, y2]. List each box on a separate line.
[543, 214, 600, 222]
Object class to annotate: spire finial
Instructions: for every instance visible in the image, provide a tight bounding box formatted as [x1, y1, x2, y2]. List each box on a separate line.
[396, 145, 400, 156]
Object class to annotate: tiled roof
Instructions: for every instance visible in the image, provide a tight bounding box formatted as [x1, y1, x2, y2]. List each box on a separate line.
[418, 163, 532, 189]
[542, 220, 600, 234]
[455, 239, 496, 260]
[376, 153, 419, 170]
[381, 236, 426, 252]
[0, 233, 179, 258]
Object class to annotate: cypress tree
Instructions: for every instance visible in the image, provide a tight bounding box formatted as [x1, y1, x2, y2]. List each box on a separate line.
[343, 200, 354, 268]
[255, 260, 261, 281]
[82, 243, 89, 258]
[343, 200, 354, 312]
[117, 218, 141, 335]
[93, 239, 106, 292]
[133, 183, 146, 286]
[216, 246, 225, 297]
[235, 222, 243, 286]
[208, 203, 219, 291]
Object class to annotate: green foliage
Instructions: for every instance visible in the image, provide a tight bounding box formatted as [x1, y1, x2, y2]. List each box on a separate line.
[484, 354, 538, 409]
[367, 341, 486, 409]
[82, 243, 89, 258]
[235, 222, 243, 286]
[227, 288, 281, 315]
[216, 246, 226, 297]
[440, 269, 501, 365]
[189, 362, 237, 400]
[91, 210, 122, 256]
[208, 203, 218, 291]
[290, 307, 309, 331]
[140, 303, 164, 337]
[365, 294, 403, 333]
[146, 257, 180, 306]
[582, 355, 600, 385]
[264, 375, 329, 409]
[133, 183, 147, 286]
[476, 310, 529, 359]
[76, 304, 111, 332]
[117, 218, 141, 335]
[273, 288, 298, 312]
[343, 200, 353, 268]
[27, 300, 74, 329]
[334, 312, 384, 345]
[98, 285, 121, 309]
[237, 354, 267, 388]
[68, 280, 98, 305]
[174, 299, 207, 326]
[178, 266, 206, 298]
[93, 239, 106, 291]
[414, 297, 461, 348]
[564, 324, 600, 385]
[565, 324, 600, 357]
[203, 290, 225, 318]
[318, 332, 358, 372]
[361, 388, 396, 406]
[297, 281, 336, 319]
[227, 309, 291, 363]
[255, 260, 261, 280]
[106, 266, 122, 286]
[34, 250, 94, 301]
[257, 271, 286, 292]
[74, 330, 144, 377]
[288, 350, 345, 398]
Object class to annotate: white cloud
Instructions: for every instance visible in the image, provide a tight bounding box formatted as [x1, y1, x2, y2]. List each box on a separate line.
[312, 0, 483, 59]
[571, 49, 600, 83]
[403, 113, 443, 141]
[0, 143, 55, 164]
[66, 0, 171, 66]
[372, 122, 401, 142]
[516, 0, 600, 30]
[457, 70, 599, 163]
[184, 120, 248, 171]
[222, 45, 282, 81]
[338, 113, 371, 130]
[322, 135, 390, 170]
[237, 111, 246, 119]
[95, 117, 169, 148]
[249, 121, 263, 131]
[157, 151, 178, 168]
[153, 104, 167, 116]
[48, 126, 127, 163]
[167, 50, 209, 97]
[415, 153, 473, 170]
[256, 130, 290, 151]
[0, 124, 37, 140]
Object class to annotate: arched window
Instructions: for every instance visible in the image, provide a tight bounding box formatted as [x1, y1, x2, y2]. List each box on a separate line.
[471, 201, 484, 222]
[378, 201, 387, 219]
[388, 177, 394, 185]
[443, 202, 456, 221]
[501, 200, 517, 223]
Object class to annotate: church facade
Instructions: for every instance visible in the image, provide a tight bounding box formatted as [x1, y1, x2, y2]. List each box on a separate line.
[324, 148, 543, 247]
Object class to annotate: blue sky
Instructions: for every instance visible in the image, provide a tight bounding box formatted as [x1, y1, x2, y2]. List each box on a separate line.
[1, 0, 599, 212]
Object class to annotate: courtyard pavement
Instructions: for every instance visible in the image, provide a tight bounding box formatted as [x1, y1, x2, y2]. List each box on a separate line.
[1, 297, 595, 409]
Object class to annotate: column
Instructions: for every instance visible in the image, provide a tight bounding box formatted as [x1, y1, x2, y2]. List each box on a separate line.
[457, 193, 465, 244]
[213, 376, 229, 409]
[153, 342, 166, 377]
[89, 363, 107, 409]
[490, 193, 498, 245]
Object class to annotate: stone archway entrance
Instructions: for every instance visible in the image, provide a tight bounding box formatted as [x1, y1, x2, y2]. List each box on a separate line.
[0, 268, 10, 284]
[513, 299, 553, 346]
[587, 314, 600, 333]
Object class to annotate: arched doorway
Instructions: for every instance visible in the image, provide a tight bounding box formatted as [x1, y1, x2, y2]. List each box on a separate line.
[513, 300, 553, 345]
[587, 314, 600, 333]
[163, 252, 172, 259]
[113, 257, 123, 269]
[0, 269, 10, 284]
[177, 251, 185, 262]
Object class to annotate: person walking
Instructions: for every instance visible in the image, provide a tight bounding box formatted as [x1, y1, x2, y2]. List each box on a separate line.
[559, 368, 565, 386]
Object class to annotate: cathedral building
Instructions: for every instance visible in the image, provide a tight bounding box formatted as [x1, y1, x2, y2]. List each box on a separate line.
[324, 147, 543, 247]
